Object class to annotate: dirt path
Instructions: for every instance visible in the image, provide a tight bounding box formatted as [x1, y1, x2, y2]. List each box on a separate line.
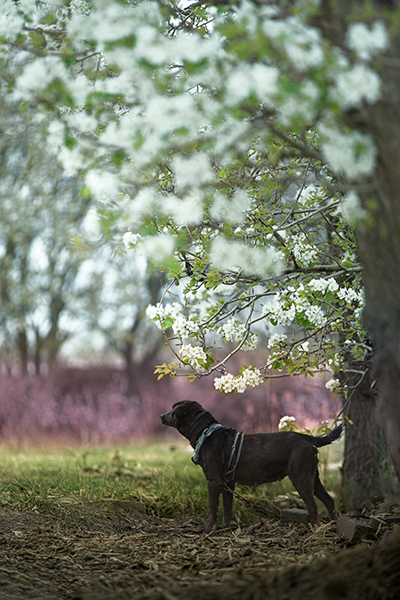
[0, 504, 399, 600]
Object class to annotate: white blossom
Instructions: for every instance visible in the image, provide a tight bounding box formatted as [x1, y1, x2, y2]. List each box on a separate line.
[138, 233, 174, 263]
[325, 378, 341, 393]
[15, 56, 67, 98]
[210, 237, 284, 278]
[58, 146, 84, 176]
[69, 75, 93, 107]
[263, 278, 363, 331]
[346, 21, 389, 62]
[210, 190, 250, 224]
[120, 187, 159, 228]
[0, 1, 24, 40]
[146, 303, 164, 322]
[85, 170, 119, 201]
[68, 2, 140, 50]
[339, 190, 368, 226]
[172, 153, 215, 192]
[304, 304, 326, 328]
[172, 29, 224, 64]
[82, 207, 101, 241]
[180, 344, 208, 370]
[278, 79, 320, 127]
[319, 124, 377, 180]
[70, 0, 91, 15]
[290, 233, 318, 267]
[47, 120, 65, 149]
[214, 372, 236, 393]
[163, 193, 204, 226]
[234, 0, 260, 35]
[267, 333, 287, 349]
[122, 232, 141, 248]
[263, 16, 324, 71]
[66, 111, 97, 134]
[278, 415, 296, 431]
[214, 367, 263, 393]
[308, 278, 339, 293]
[224, 63, 279, 106]
[219, 319, 258, 351]
[146, 302, 200, 338]
[263, 286, 327, 328]
[331, 63, 381, 110]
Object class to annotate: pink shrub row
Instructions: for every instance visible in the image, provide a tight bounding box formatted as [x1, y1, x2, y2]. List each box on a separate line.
[0, 367, 339, 446]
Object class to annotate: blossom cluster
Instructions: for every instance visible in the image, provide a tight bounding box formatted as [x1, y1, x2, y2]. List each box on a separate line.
[325, 354, 342, 372]
[122, 231, 142, 248]
[325, 378, 341, 394]
[214, 367, 263, 394]
[210, 237, 284, 279]
[319, 123, 377, 181]
[331, 63, 381, 111]
[180, 344, 208, 370]
[146, 303, 200, 338]
[263, 288, 327, 329]
[307, 277, 339, 294]
[267, 333, 288, 349]
[219, 319, 258, 351]
[289, 233, 319, 267]
[345, 21, 389, 62]
[339, 191, 368, 227]
[278, 416, 297, 431]
[262, 279, 364, 330]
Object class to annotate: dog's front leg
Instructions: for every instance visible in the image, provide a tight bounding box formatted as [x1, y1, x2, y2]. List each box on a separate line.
[205, 481, 223, 533]
[222, 480, 234, 528]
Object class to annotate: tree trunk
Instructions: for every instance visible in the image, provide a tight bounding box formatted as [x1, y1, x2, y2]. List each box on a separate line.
[352, 32, 400, 479]
[123, 339, 137, 397]
[318, 0, 400, 480]
[17, 329, 29, 376]
[341, 369, 389, 509]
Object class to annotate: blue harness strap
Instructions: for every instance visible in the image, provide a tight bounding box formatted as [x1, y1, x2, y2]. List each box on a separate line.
[192, 423, 223, 465]
[192, 424, 244, 482]
[225, 431, 244, 481]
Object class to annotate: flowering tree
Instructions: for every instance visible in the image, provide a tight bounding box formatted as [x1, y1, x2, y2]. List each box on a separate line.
[0, 93, 93, 374]
[1, 0, 400, 482]
[0, 80, 162, 377]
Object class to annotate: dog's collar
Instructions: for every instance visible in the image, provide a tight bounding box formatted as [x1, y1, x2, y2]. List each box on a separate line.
[192, 423, 223, 465]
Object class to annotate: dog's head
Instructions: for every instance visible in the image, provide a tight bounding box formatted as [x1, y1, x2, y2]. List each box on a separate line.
[160, 400, 217, 444]
[160, 400, 202, 428]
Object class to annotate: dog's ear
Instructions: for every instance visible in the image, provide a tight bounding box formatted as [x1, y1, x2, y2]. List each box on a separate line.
[170, 401, 191, 426]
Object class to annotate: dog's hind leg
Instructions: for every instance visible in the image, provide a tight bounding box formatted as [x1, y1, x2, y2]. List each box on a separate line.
[314, 471, 337, 521]
[222, 480, 235, 528]
[288, 445, 319, 524]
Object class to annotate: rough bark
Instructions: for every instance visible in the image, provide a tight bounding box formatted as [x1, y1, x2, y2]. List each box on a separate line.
[341, 368, 389, 508]
[319, 0, 400, 480]
[353, 39, 400, 480]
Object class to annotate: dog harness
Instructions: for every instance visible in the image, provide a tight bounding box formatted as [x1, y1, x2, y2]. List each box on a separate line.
[192, 423, 223, 465]
[191, 424, 244, 480]
[225, 430, 244, 481]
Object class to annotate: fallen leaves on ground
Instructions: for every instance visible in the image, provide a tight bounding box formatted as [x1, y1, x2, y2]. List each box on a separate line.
[0, 503, 398, 600]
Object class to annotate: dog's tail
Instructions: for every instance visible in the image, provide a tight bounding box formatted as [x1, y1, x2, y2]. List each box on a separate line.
[312, 423, 343, 447]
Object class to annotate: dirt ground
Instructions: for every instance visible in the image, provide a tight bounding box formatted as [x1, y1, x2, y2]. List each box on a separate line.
[0, 502, 399, 600]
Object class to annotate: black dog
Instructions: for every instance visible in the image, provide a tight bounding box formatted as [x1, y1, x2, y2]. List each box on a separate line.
[161, 400, 343, 533]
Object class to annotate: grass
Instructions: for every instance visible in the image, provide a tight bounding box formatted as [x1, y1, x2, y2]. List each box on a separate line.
[0, 438, 344, 527]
